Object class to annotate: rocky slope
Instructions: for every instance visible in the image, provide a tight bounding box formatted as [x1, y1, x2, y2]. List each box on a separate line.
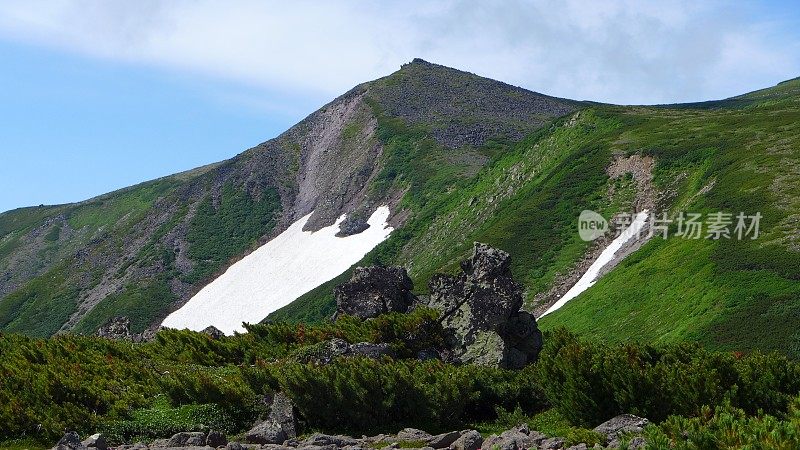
[0, 59, 577, 337]
[2, 61, 799, 362]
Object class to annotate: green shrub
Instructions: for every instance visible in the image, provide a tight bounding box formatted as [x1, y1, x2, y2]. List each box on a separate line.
[102, 398, 238, 443]
[536, 328, 800, 427]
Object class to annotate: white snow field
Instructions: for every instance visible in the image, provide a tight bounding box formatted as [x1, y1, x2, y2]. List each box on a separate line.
[540, 210, 649, 317]
[161, 206, 393, 334]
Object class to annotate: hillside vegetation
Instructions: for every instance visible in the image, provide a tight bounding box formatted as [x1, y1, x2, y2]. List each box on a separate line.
[274, 77, 800, 361]
[3, 314, 800, 449]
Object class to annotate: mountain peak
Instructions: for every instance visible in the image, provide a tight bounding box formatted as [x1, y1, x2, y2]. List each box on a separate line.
[409, 57, 433, 65]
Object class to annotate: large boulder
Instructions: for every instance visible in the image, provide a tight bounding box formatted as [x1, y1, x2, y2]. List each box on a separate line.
[593, 414, 649, 447]
[428, 243, 543, 368]
[165, 431, 206, 447]
[81, 433, 108, 450]
[335, 266, 417, 319]
[52, 432, 87, 450]
[269, 392, 299, 439]
[448, 430, 482, 450]
[245, 419, 286, 445]
[246, 392, 299, 444]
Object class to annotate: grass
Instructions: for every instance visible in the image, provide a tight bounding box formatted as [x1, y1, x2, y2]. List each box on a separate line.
[0, 263, 80, 337]
[101, 396, 238, 443]
[184, 184, 281, 284]
[279, 78, 800, 361]
[74, 278, 176, 335]
[541, 83, 800, 357]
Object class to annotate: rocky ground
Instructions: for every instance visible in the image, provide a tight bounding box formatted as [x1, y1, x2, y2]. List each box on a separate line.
[53, 414, 649, 450]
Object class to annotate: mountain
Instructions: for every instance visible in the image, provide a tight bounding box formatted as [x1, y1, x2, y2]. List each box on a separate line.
[0, 59, 578, 337]
[1, 60, 798, 357]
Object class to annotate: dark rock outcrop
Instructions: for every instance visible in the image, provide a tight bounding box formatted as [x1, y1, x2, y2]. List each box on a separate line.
[427, 242, 543, 368]
[206, 430, 228, 448]
[202, 325, 225, 339]
[336, 215, 370, 237]
[335, 267, 417, 319]
[96, 317, 133, 340]
[246, 392, 299, 444]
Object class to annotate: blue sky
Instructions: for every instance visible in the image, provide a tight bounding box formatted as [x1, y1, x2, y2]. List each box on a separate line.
[0, 1, 799, 213]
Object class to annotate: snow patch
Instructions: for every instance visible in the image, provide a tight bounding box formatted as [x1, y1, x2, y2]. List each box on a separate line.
[161, 206, 393, 334]
[540, 210, 649, 317]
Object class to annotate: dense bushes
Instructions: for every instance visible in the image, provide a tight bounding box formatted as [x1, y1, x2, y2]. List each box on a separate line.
[644, 399, 800, 449]
[2, 322, 800, 445]
[536, 329, 800, 427]
[250, 359, 546, 435]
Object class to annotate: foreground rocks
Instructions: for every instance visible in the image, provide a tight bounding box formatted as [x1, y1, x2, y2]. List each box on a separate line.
[593, 414, 649, 449]
[55, 416, 649, 449]
[334, 266, 417, 319]
[333, 242, 543, 369]
[427, 243, 543, 369]
[246, 392, 299, 444]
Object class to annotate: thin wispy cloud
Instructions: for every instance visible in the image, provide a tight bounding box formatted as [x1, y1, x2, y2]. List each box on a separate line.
[0, 0, 798, 105]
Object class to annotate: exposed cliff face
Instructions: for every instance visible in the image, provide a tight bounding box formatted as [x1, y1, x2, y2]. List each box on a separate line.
[0, 59, 577, 336]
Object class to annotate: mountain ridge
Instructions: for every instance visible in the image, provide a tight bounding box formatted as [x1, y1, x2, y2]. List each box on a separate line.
[1, 60, 799, 361]
[0, 59, 579, 336]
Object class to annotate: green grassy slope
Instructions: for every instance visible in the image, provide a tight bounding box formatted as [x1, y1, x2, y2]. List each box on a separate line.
[2, 60, 578, 336]
[540, 79, 800, 357]
[277, 78, 800, 360]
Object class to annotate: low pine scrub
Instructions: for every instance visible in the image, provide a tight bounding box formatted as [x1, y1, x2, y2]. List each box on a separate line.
[2, 320, 800, 446]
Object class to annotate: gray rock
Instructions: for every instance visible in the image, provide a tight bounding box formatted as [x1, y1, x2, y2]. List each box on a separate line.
[448, 430, 482, 450]
[246, 420, 287, 445]
[246, 391, 299, 444]
[565, 444, 588, 450]
[206, 430, 227, 448]
[483, 425, 544, 450]
[96, 316, 132, 340]
[416, 348, 440, 361]
[225, 442, 244, 450]
[428, 243, 543, 368]
[337, 215, 370, 237]
[396, 428, 433, 442]
[426, 431, 461, 448]
[303, 433, 360, 447]
[81, 433, 108, 450]
[540, 437, 565, 449]
[335, 266, 417, 319]
[53, 431, 87, 450]
[268, 392, 299, 439]
[202, 326, 225, 340]
[593, 414, 649, 444]
[165, 431, 206, 447]
[349, 342, 395, 359]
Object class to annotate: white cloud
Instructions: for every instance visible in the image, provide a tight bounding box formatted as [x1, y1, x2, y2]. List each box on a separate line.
[0, 0, 797, 105]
